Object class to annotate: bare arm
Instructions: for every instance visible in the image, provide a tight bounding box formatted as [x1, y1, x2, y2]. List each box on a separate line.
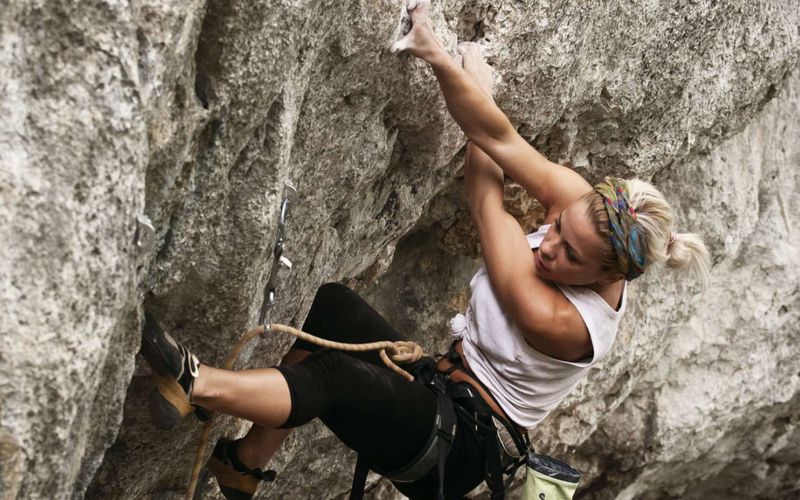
[428, 52, 514, 145]
[428, 53, 594, 212]
[392, 2, 593, 212]
[464, 142, 504, 216]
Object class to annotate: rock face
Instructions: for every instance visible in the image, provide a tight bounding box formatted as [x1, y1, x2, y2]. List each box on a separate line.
[0, 1, 798, 499]
[571, 68, 800, 500]
[0, 1, 146, 498]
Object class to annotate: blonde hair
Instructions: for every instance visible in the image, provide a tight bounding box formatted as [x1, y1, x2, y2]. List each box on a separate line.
[580, 177, 712, 288]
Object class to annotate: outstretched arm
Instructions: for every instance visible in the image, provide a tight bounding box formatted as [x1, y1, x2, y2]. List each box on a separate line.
[392, 1, 592, 213]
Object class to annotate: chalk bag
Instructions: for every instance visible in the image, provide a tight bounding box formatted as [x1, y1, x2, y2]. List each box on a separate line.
[522, 452, 580, 500]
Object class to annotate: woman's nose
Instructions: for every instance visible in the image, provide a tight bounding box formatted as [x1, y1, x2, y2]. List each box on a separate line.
[539, 240, 555, 261]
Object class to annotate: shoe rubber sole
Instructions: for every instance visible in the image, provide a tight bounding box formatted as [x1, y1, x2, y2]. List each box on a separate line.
[141, 311, 182, 378]
[207, 454, 261, 500]
[148, 374, 193, 430]
[141, 311, 193, 429]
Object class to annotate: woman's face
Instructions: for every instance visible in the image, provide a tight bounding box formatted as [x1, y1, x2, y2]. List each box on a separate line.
[534, 199, 611, 286]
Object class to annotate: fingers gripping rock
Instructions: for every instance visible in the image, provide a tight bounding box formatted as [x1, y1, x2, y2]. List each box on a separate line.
[390, 0, 432, 55]
[457, 41, 479, 57]
[390, 38, 409, 55]
[406, 0, 430, 19]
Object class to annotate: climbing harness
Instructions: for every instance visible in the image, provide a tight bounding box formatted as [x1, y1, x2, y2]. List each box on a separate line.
[353, 341, 581, 500]
[440, 342, 532, 499]
[348, 340, 547, 500]
[438, 343, 581, 500]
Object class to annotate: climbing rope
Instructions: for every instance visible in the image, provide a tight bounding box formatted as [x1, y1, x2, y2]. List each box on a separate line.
[185, 323, 426, 499]
[265, 323, 425, 381]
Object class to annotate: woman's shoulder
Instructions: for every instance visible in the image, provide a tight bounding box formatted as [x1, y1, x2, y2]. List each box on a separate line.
[520, 273, 593, 362]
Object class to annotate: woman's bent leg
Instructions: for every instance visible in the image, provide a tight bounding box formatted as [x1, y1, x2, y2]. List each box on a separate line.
[277, 349, 437, 473]
[208, 282, 414, 470]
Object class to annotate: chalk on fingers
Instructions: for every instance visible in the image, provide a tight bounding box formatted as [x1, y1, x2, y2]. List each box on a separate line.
[390, 37, 409, 54]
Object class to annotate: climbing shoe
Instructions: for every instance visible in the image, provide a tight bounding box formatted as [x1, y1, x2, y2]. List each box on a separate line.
[207, 438, 276, 500]
[140, 311, 210, 429]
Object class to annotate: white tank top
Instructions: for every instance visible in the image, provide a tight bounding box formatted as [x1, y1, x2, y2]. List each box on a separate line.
[449, 224, 627, 429]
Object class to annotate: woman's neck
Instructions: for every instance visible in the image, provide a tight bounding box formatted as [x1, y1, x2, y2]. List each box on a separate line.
[586, 280, 617, 294]
[586, 279, 625, 311]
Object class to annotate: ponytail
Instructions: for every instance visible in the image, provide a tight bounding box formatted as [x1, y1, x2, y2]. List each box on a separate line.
[665, 231, 712, 289]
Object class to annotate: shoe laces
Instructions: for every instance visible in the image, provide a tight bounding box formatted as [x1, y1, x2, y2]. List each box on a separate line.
[178, 344, 199, 394]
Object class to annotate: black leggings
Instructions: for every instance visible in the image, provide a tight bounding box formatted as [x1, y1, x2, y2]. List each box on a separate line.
[275, 283, 486, 499]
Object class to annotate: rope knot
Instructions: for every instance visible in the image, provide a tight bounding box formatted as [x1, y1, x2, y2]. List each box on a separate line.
[386, 341, 425, 364]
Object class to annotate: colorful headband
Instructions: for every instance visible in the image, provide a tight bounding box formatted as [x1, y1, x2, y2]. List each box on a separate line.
[593, 177, 647, 281]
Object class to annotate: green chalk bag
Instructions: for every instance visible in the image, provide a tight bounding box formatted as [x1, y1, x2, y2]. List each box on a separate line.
[522, 452, 580, 500]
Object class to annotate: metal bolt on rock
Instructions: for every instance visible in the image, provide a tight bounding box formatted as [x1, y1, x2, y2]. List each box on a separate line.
[258, 179, 298, 326]
[135, 214, 156, 265]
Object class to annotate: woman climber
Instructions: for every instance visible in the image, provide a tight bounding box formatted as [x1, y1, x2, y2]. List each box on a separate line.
[140, 1, 711, 498]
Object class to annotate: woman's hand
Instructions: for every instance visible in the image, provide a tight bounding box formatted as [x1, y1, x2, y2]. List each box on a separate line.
[390, 0, 447, 63]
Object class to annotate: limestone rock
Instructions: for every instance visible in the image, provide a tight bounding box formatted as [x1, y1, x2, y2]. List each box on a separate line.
[0, 1, 146, 498]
